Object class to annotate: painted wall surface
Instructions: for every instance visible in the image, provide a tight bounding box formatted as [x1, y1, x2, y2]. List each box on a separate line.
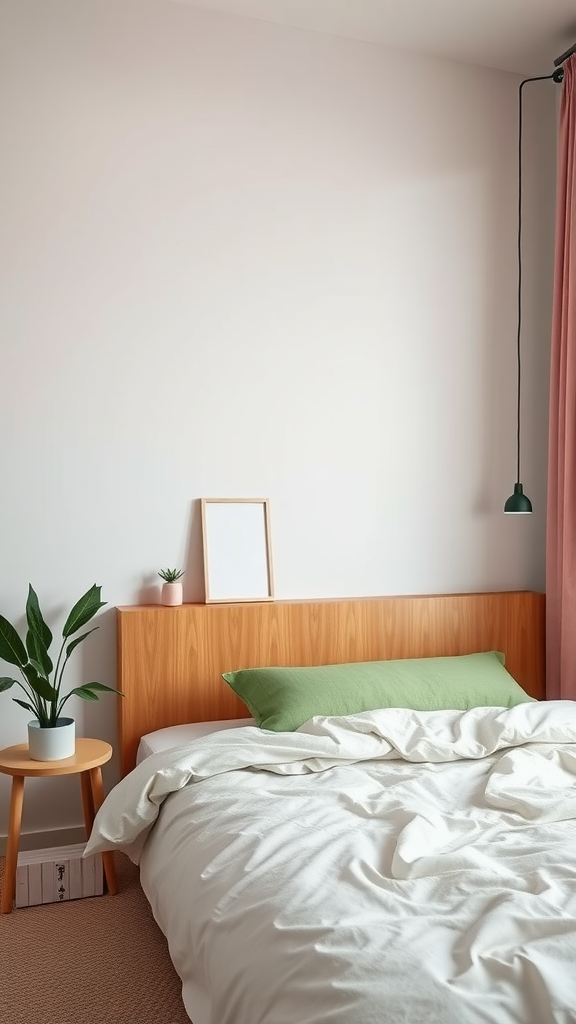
[0, 0, 556, 842]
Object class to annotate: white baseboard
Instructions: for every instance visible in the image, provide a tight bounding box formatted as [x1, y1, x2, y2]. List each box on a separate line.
[0, 826, 87, 857]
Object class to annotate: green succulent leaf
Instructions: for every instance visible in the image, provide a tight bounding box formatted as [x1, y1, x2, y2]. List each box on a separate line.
[26, 585, 53, 650]
[158, 568, 184, 582]
[0, 615, 28, 667]
[26, 629, 53, 678]
[0, 676, 18, 692]
[65, 627, 98, 659]
[62, 585, 107, 638]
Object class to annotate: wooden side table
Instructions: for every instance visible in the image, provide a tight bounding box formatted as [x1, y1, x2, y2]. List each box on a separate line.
[0, 737, 118, 914]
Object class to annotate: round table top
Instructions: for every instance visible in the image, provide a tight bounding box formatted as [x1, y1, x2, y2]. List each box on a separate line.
[0, 737, 113, 777]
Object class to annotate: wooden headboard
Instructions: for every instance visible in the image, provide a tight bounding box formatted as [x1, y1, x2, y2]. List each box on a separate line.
[116, 591, 545, 776]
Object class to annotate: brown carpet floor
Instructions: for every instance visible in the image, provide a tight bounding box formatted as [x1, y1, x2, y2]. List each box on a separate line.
[1, 853, 192, 1024]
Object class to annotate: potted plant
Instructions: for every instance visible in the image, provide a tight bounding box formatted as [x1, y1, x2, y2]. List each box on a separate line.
[158, 568, 184, 606]
[0, 584, 121, 761]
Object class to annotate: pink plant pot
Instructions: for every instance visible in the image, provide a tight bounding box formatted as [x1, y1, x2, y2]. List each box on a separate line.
[161, 582, 183, 606]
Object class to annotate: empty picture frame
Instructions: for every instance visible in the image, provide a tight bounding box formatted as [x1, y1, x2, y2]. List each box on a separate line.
[201, 498, 275, 603]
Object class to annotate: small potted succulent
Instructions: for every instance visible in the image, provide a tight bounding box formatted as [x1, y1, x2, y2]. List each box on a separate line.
[0, 584, 122, 761]
[158, 568, 185, 606]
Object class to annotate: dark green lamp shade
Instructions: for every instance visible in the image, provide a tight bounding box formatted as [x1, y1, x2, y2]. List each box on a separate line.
[504, 483, 532, 514]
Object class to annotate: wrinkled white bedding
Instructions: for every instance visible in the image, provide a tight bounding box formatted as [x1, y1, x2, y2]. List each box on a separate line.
[86, 702, 576, 1024]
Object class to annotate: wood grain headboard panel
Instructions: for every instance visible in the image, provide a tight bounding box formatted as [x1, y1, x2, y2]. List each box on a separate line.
[117, 591, 545, 776]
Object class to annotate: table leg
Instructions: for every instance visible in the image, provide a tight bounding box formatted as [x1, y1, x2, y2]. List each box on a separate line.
[1, 775, 25, 914]
[80, 770, 95, 837]
[86, 766, 118, 896]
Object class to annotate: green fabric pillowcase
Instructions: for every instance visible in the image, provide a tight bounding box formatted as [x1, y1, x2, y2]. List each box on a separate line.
[222, 652, 535, 732]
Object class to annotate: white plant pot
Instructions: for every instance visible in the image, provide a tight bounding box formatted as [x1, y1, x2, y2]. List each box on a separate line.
[28, 717, 75, 761]
[161, 581, 183, 606]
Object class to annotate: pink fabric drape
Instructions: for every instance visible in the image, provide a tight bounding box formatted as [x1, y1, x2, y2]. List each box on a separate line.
[546, 54, 576, 699]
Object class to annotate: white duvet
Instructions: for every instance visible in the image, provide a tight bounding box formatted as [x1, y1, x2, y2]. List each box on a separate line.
[86, 702, 576, 1024]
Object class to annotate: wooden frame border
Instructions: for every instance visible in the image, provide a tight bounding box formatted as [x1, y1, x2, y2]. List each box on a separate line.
[117, 591, 545, 777]
[200, 498, 275, 603]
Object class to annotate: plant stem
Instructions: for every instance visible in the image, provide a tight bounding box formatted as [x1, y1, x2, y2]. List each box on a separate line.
[52, 637, 68, 724]
[15, 677, 44, 724]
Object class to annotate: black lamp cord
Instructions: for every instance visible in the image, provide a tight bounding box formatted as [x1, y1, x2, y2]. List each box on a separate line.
[515, 70, 563, 484]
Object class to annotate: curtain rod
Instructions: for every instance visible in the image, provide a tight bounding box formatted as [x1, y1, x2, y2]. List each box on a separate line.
[554, 42, 576, 67]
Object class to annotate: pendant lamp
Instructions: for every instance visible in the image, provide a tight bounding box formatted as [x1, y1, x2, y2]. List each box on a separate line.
[504, 64, 565, 514]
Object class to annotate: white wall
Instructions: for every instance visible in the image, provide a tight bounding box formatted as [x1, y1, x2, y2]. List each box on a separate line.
[0, 0, 556, 843]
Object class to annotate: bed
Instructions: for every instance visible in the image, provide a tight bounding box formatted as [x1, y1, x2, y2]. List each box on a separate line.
[85, 592, 576, 1023]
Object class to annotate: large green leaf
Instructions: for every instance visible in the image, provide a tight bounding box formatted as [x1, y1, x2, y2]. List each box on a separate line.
[65, 627, 98, 659]
[27, 655, 50, 680]
[80, 681, 123, 694]
[70, 681, 123, 698]
[0, 676, 17, 691]
[68, 686, 99, 701]
[0, 615, 28, 667]
[26, 629, 53, 678]
[13, 698, 39, 716]
[59, 682, 123, 714]
[62, 585, 107, 638]
[22, 664, 57, 701]
[25, 585, 53, 650]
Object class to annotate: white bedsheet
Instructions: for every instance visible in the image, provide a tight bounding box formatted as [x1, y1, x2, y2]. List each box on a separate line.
[86, 702, 576, 1024]
[136, 718, 254, 764]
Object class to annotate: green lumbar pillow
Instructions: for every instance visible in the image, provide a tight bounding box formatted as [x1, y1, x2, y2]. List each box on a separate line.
[222, 651, 534, 732]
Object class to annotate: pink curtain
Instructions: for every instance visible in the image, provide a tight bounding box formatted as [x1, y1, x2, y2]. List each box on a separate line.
[546, 54, 576, 699]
